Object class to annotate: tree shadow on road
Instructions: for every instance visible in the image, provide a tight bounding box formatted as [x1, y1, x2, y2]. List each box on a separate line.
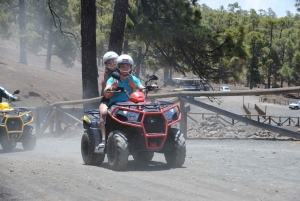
[0, 148, 26, 154]
[100, 160, 186, 172]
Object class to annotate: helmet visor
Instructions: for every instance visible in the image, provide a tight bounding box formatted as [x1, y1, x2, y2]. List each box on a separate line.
[105, 59, 117, 70]
[118, 64, 131, 74]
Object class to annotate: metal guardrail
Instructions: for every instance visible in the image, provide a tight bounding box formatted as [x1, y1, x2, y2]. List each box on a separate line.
[22, 86, 300, 138]
[187, 112, 300, 127]
[182, 97, 300, 139]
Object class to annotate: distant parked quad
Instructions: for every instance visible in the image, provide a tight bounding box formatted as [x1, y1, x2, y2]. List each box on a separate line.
[172, 77, 207, 91]
[289, 101, 300, 110]
[0, 90, 36, 152]
[220, 86, 231, 91]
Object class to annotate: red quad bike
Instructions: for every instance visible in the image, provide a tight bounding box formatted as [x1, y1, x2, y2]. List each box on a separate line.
[81, 72, 186, 171]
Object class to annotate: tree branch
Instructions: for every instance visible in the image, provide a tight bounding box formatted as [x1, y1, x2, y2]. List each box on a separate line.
[45, 0, 81, 50]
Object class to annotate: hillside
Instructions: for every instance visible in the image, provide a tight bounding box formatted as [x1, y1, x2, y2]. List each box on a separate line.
[0, 38, 87, 108]
[0, 38, 170, 108]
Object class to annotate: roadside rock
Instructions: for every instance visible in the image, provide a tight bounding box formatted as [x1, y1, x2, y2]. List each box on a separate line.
[187, 116, 299, 140]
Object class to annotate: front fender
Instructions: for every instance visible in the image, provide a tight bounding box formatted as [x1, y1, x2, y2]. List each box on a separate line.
[83, 115, 91, 129]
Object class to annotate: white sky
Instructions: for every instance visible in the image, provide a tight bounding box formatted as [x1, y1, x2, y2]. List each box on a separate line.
[198, 0, 298, 18]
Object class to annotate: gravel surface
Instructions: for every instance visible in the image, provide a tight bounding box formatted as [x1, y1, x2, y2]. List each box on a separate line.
[0, 137, 300, 201]
[1, 37, 300, 200]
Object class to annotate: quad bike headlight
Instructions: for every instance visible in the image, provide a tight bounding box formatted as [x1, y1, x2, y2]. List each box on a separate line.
[116, 110, 140, 122]
[22, 113, 33, 123]
[163, 107, 179, 123]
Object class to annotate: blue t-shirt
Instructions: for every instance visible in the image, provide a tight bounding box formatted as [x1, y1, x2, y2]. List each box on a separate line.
[106, 75, 142, 105]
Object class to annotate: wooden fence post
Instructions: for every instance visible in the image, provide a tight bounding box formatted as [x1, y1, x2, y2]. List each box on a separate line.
[180, 98, 187, 138]
[55, 107, 62, 136]
[279, 117, 281, 125]
[49, 118, 54, 133]
[35, 107, 40, 134]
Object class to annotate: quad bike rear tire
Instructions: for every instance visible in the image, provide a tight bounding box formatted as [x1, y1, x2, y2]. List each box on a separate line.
[22, 126, 36, 151]
[81, 129, 105, 165]
[132, 151, 154, 162]
[107, 130, 129, 171]
[164, 128, 186, 167]
[0, 135, 17, 152]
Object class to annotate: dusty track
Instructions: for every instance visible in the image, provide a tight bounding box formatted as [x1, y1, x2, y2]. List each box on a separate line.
[1, 38, 300, 201]
[0, 137, 300, 201]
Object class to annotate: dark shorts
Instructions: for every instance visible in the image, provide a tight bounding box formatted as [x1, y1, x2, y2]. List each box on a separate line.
[101, 96, 109, 103]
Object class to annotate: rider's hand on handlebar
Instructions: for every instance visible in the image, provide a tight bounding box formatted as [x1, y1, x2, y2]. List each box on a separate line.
[151, 84, 157, 89]
[112, 79, 118, 89]
[146, 85, 159, 92]
[13, 97, 20, 101]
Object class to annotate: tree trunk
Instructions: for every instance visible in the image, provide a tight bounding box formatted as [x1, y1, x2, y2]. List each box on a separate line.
[46, 27, 53, 70]
[267, 66, 271, 89]
[164, 67, 169, 81]
[134, 46, 142, 77]
[19, 0, 27, 65]
[123, 40, 129, 54]
[141, 66, 146, 76]
[81, 0, 99, 110]
[97, 55, 101, 67]
[108, 0, 128, 55]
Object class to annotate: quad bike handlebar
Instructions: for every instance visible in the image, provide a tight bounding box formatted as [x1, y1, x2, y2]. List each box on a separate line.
[110, 72, 160, 99]
[6, 89, 21, 103]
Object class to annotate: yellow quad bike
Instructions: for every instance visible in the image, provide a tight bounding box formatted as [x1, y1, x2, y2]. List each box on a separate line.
[0, 90, 36, 152]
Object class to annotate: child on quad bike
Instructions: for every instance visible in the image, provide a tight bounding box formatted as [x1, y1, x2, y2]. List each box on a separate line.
[99, 54, 146, 148]
[97, 51, 119, 152]
[0, 86, 20, 102]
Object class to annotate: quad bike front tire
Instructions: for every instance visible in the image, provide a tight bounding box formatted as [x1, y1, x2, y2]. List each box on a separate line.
[22, 126, 36, 151]
[107, 130, 129, 171]
[81, 129, 105, 166]
[132, 151, 154, 162]
[164, 128, 186, 167]
[0, 135, 17, 152]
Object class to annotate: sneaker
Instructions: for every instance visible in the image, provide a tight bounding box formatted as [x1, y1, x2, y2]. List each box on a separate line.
[99, 139, 106, 148]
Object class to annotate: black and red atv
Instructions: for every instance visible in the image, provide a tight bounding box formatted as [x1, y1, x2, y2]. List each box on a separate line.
[81, 72, 186, 171]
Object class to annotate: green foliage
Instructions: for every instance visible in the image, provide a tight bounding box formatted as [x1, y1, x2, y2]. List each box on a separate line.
[53, 32, 77, 68]
[3, 0, 300, 88]
[127, 0, 249, 83]
[0, 10, 11, 38]
[26, 29, 41, 54]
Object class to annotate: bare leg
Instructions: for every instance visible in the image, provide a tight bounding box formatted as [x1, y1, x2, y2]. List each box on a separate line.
[99, 102, 108, 140]
[94, 102, 108, 152]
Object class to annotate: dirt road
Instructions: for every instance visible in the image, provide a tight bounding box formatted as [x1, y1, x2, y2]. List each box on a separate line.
[1, 137, 299, 201]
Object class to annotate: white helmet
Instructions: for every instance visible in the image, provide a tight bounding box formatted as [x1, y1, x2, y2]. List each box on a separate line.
[117, 54, 134, 75]
[103, 51, 118, 70]
[117, 54, 134, 66]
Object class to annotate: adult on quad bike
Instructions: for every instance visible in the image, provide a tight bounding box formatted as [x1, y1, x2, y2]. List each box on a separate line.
[97, 51, 119, 152]
[99, 54, 145, 148]
[104, 54, 145, 106]
[0, 86, 20, 103]
[81, 54, 186, 171]
[0, 88, 36, 152]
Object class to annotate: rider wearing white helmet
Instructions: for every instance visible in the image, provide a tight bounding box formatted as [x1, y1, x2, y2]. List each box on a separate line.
[101, 51, 118, 96]
[104, 54, 145, 105]
[96, 51, 119, 152]
[98, 54, 157, 150]
[116, 54, 133, 76]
